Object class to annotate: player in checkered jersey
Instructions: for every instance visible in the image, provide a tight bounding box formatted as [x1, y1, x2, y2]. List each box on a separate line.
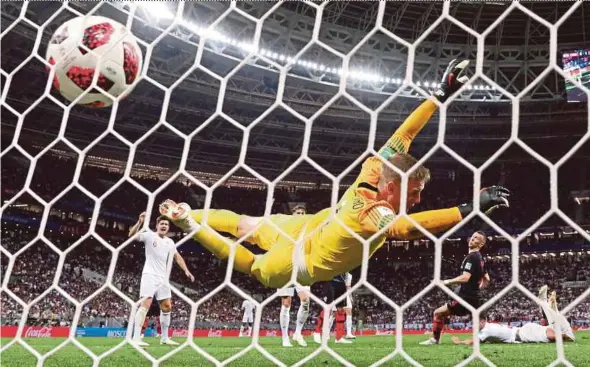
[312, 272, 354, 344]
[128, 212, 195, 347]
[421, 231, 490, 345]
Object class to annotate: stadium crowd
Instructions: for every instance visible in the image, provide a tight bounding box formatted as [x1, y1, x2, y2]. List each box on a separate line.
[1, 153, 589, 331]
[2, 226, 589, 331]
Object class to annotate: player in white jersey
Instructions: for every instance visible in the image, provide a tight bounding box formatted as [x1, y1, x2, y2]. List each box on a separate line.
[240, 299, 255, 337]
[344, 272, 355, 339]
[128, 213, 195, 347]
[276, 205, 312, 347]
[277, 284, 311, 347]
[452, 286, 575, 345]
[275, 206, 312, 347]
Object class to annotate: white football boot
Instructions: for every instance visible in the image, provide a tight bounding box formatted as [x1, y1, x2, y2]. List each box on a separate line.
[293, 333, 307, 346]
[130, 339, 149, 347]
[419, 338, 439, 345]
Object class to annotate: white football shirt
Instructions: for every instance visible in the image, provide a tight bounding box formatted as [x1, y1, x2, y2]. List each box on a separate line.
[345, 272, 353, 287]
[478, 322, 517, 343]
[138, 230, 177, 278]
[242, 300, 255, 315]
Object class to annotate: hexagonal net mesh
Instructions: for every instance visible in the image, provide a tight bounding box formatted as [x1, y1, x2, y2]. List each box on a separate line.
[1, 1, 589, 367]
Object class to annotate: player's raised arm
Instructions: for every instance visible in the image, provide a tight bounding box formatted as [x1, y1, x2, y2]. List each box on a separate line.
[129, 212, 145, 238]
[174, 251, 194, 282]
[358, 183, 510, 241]
[378, 59, 470, 160]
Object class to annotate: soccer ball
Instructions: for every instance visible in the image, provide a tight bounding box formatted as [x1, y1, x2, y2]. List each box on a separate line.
[45, 16, 143, 108]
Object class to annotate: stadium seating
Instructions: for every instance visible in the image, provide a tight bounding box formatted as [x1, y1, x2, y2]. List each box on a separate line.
[1, 154, 589, 331]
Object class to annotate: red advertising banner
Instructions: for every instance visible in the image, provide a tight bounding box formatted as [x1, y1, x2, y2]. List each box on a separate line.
[3, 326, 584, 339]
[1, 326, 70, 338]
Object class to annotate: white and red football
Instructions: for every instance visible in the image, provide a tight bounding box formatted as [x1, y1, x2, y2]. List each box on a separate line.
[45, 15, 143, 108]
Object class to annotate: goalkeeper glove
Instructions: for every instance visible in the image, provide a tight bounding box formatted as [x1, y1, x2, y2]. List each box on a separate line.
[433, 59, 470, 103]
[458, 185, 510, 217]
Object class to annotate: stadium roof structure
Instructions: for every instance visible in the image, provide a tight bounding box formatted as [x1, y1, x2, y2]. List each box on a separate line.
[1, 1, 589, 181]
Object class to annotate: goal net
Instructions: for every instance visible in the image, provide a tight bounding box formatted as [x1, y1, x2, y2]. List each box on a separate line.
[1, 1, 589, 366]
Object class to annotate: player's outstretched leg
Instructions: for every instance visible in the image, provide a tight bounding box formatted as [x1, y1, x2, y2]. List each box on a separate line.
[345, 312, 355, 339]
[159, 298, 179, 345]
[538, 285, 556, 327]
[334, 309, 352, 344]
[538, 284, 549, 317]
[239, 323, 246, 337]
[546, 289, 576, 341]
[313, 310, 324, 344]
[159, 200, 257, 275]
[155, 318, 161, 337]
[141, 317, 149, 339]
[292, 287, 310, 346]
[344, 297, 355, 339]
[131, 301, 150, 347]
[293, 302, 309, 346]
[420, 304, 449, 345]
[278, 293, 293, 347]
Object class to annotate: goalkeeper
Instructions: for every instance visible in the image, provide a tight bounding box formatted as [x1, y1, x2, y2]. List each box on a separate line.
[159, 59, 510, 288]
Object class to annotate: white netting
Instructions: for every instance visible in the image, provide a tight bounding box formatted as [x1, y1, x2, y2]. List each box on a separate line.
[1, 1, 589, 366]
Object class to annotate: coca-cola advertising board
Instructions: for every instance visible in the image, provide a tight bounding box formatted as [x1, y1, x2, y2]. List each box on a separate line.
[1, 326, 69, 338]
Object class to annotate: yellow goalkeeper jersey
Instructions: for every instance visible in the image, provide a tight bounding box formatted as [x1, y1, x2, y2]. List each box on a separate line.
[302, 157, 396, 282]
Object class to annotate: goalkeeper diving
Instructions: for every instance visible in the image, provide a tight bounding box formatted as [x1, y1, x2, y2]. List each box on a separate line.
[159, 59, 510, 288]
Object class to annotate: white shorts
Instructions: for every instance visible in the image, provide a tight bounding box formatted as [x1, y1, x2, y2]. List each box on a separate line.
[140, 273, 172, 301]
[276, 285, 310, 297]
[518, 323, 549, 343]
[242, 313, 254, 323]
[345, 295, 353, 309]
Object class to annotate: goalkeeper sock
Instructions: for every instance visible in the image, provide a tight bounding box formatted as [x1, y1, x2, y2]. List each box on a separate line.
[346, 314, 353, 336]
[160, 311, 171, 341]
[295, 300, 310, 335]
[191, 209, 241, 237]
[280, 305, 290, 340]
[191, 225, 255, 275]
[133, 306, 148, 341]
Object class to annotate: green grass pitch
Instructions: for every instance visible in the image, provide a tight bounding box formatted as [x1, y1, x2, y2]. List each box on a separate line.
[1, 332, 588, 366]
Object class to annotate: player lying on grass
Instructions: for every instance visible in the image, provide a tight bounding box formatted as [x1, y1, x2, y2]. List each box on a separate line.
[158, 59, 510, 289]
[451, 286, 575, 345]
